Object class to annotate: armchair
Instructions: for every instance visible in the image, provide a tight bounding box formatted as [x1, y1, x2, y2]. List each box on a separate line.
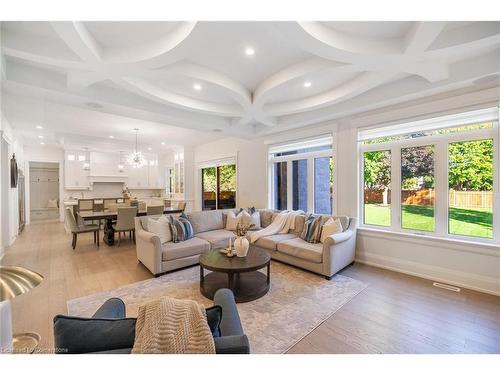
[53, 289, 249, 354]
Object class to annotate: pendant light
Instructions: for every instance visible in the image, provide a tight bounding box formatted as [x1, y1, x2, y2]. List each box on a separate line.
[127, 128, 147, 168]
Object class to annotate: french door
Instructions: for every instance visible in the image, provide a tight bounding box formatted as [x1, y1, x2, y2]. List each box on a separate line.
[202, 164, 237, 210]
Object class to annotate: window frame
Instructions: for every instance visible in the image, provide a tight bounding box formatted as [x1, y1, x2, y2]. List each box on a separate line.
[269, 143, 335, 214]
[198, 158, 238, 211]
[359, 111, 499, 244]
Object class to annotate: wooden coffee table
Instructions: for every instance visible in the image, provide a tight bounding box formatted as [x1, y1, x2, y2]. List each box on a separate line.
[199, 245, 271, 303]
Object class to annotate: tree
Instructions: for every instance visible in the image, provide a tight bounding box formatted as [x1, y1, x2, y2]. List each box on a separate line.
[401, 145, 435, 190]
[364, 150, 391, 190]
[449, 139, 493, 191]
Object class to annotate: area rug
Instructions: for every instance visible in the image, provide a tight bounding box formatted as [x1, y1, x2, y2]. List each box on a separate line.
[67, 261, 367, 353]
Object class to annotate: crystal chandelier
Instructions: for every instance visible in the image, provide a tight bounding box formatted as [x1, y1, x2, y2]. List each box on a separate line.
[127, 128, 147, 168]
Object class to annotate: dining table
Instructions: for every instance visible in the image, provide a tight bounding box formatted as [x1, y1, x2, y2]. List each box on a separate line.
[78, 207, 184, 246]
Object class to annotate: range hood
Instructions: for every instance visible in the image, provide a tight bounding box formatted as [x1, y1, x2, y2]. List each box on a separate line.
[88, 174, 128, 188]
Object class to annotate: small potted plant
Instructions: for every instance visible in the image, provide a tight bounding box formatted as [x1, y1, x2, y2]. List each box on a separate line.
[233, 221, 254, 257]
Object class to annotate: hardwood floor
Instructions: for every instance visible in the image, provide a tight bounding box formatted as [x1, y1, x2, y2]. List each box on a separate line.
[2, 222, 499, 353]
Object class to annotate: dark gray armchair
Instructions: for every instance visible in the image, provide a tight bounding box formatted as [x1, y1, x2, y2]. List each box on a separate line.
[53, 289, 250, 354]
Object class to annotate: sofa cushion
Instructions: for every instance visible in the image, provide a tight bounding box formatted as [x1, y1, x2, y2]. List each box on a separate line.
[257, 209, 277, 228]
[147, 216, 172, 244]
[187, 210, 224, 234]
[241, 210, 261, 229]
[225, 210, 243, 231]
[169, 214, 194, 242]
[195, 229, 236, 249]
[320, 217, 344, 243]
[254, 233, 297, 251]
[300, 214, 323, 244]
[53, 315, 137, 354]
[161, 237, 210, 261]
[277, 237, 323, 263]
[291, 214, 306, 235]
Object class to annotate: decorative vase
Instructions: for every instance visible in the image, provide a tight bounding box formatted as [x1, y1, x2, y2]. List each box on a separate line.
[234, 236, 249, 257]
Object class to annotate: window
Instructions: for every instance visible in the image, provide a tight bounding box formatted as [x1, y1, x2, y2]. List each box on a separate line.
[314, 157, 333, 214]
[401, 145, 435, 232]
[292, 159, 308, 211]
[359, 107, 498, 242]
[273, 161, 287, 210]
[165, 168, 173, 195]
[269, 136, 334, 213]
[201, 163, 236, 210]
[448, 139, 493, 238]
[363, 150, 391, 226]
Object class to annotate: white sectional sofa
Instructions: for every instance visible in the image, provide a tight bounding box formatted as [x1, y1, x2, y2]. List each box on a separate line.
[135, 208, 357, 280]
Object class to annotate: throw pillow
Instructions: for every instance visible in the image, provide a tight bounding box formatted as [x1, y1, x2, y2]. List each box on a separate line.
[169, 214, 194, 243]
[320, 217, 344, 243]
[225, 210, 243, 231]
[53, 315, 137, 353]
[240, 210, 261, 229]
[246, 206, 256, 215]
[300, 214, 323, 244]
[205, 305, 222, 338]
[148, 217, 172, 244]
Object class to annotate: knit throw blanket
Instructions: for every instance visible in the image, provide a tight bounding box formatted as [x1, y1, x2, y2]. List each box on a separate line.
[132, 297, 216, 354]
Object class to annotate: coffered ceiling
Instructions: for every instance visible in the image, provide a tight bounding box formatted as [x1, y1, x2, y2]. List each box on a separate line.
[1, 21, 500, 146]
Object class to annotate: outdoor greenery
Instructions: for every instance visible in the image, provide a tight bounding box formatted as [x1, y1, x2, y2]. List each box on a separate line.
[202, 165, 237, 193]
[364, 204, 493, 238]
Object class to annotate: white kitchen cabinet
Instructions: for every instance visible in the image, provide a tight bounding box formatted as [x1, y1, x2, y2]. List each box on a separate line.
[125, 164, 149, 189]
[64, 150, 90, 189]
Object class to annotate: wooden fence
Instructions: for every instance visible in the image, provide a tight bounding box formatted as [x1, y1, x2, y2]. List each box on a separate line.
[449, 190, 493, 210]
[366, 189, 492, 210]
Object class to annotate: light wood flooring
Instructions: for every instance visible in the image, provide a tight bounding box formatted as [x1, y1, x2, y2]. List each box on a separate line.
[2, 222, 499, 354]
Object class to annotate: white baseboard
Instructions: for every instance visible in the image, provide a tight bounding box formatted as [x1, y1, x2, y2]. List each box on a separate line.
[356, 252, 500, 297]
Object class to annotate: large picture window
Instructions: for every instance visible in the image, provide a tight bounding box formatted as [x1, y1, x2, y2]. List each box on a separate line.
[359, 107, 498, 243]
[269, 136, 334, 214]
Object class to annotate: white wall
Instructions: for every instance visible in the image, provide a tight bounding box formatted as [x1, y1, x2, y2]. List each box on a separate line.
[0, 112, 25, 255]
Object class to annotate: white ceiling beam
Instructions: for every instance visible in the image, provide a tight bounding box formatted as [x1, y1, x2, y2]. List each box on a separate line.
[116, 77, 244, 117]
[265, 71, 393, 116]
[403, 22, 447, 54]
[50, 22, 103, 63]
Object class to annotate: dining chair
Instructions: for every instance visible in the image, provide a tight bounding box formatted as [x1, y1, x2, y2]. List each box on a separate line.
[65, 207, 100, 249]
[176, 200, 187, 212]
[77, 199, 96, 225]
[146, 205, 164, 215]
[112, 206, 138, 246]
[138, 201, 147, 212]
[103, 198, 117, 212]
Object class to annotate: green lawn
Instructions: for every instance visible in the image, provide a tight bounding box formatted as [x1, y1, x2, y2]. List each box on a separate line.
[364, 204, 493, 238]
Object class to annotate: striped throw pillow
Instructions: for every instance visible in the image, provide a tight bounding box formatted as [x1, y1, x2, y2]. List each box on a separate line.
[168, 213, 194, 243]
[300, 214, 323, 244]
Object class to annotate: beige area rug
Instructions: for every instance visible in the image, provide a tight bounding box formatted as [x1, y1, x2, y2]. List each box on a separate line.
[67, 261, 367, 353]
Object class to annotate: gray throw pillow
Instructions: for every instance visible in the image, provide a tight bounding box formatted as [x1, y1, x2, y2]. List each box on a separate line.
[300, 214, 323, 244]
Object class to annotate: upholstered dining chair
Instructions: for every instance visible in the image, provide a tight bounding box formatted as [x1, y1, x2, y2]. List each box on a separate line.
[176, 200, 187, 212]
[138, 201, 147, 212]
[65, 207, 100, 249]
[146, 205, 164, 215]
[113, 207, 138, 246]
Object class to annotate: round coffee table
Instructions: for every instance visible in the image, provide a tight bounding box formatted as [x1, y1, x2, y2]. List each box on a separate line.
[199, 246, 271, 303]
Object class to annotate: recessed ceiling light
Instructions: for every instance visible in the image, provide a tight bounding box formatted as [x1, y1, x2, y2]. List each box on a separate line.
[161, 142, 165, 145]
[147, 147, 152, 151]
[303, 81, 312, 88]
[38, 135, 44, 139]
[40, 142, 45, 145]
[193, 83, 202, 91]
[36, 125, 43, 129]
[245, 47, 255, 56]
[109, 135, 115, 139]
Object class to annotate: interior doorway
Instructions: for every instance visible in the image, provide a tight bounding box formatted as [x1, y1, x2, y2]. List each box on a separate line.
[29, 162, 60, 223]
